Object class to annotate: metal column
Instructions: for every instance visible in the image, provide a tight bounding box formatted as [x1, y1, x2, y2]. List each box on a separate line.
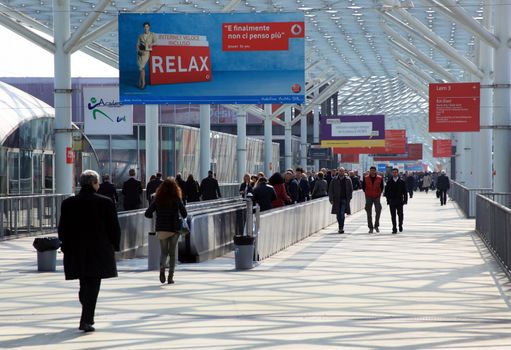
[300, 113, 307, 169]
[284, 107, 292, 170]
[53, 0, 73, 194]
[264, 104, 273, 176]
[493, 0, 511, 193]
[313, 105, 320, 170]
[236, 108, 247, 181]
[199, 105, 211, 181]
[145, 105, 159, 179]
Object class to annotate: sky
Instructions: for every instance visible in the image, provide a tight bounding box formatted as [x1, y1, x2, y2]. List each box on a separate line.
[0, 26, 118, 77]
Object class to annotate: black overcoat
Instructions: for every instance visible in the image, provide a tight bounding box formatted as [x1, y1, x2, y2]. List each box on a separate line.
[58, 186, 121, 280]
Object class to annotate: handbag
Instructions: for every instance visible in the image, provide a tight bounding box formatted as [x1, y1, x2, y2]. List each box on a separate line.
[178, 218, 190, 236]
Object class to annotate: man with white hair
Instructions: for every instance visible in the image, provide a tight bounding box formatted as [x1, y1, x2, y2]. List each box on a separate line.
[58, 170, 121, 332]
[436, 170, 450, 206]
[328, 167, 353, 234]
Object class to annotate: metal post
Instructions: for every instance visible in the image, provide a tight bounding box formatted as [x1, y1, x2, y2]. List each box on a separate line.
[236, 108, 247, 181]
[245, 198, 253, 236]
[284, 108, 292, 170]
[313, 104, 320, 170]
[300, 113, 307, 169]
[145, 105, 159, 179]
[264, 104, 273, 176]
[53, 0, 73, 195]
[493, 0, 511, 193]
[199, 105, 211, 180]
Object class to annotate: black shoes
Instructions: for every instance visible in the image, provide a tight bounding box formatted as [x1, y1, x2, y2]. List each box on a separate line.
[159, 267, 166, 284]
[338, 229, 345, 234]
[368, 228, 373, 234]
[168, 274, 174, 284]
[392, 228, 397, 234]
[375, 227, 380, 233]
[79, 323, 95, 332]
[399, 225, 403, 232]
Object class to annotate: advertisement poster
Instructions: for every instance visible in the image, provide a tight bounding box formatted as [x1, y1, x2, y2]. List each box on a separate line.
[118, 13, 305, 104]
[433, 139, 452, 157]
[83, 87, 133, 135]
[429, 82, 480, 132]
[332, 129, 406, 155]
[373, 143, 423, 162]
[320, 115, 385, 148]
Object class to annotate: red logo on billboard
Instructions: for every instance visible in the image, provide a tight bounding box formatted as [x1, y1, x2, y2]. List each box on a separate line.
[66, 147, 73, 164]
[292, 84, 301, 93]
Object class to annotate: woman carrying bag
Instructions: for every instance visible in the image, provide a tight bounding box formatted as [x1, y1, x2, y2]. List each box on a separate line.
[145, 178, 187, 284]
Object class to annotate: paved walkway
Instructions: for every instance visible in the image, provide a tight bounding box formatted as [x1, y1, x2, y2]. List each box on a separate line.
[1, 192, 511, 349]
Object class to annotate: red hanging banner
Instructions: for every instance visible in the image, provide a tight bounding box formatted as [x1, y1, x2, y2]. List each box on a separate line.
[433, 139, 452, 157]
[429, 82, 480, 132]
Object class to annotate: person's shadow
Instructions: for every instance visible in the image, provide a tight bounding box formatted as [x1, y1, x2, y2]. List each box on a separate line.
[0, 328, 88, 348]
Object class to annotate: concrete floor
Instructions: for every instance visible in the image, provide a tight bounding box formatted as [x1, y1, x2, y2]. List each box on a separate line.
[1, 192, 511, 349]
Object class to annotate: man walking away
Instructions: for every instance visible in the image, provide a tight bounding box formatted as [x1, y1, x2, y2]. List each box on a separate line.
[58, 170, 121, 332]
[349, 171, 361, 191]
[405, 172, 416, 199]
[200, 170, 221, 200]
[253, 177, 277, 212]
[422, 172, 432, 194]
[122, 169, 143, 211]
[97, 174, 118, 205]
[146, 172, 163, 203]
[328, 167, 353, 234]
[384, 168, 408, 234]
[436, 170, 450, 206]
[362, 166, 384, 233]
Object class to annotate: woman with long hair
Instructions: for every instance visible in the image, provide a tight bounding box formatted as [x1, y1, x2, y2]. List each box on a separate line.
[145, 178, 187, 284]
[185, 174, 200, 202]
[268, 172, 291, 208]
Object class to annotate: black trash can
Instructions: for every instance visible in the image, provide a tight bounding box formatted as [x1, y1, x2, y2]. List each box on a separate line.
[33, 237, 61, 272]
[233, 235, 254, 270]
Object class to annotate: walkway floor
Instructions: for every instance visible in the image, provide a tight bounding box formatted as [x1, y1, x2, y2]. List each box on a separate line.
[1, 192, 511, 349]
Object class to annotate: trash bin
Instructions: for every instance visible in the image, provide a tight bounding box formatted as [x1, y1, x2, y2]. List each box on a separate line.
[233, 235, 254, 270]
[147, 232, 160, 271]
[33, 237, 61, 272]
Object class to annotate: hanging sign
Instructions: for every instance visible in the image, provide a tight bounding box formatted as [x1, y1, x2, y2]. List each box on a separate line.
[433, 139, 452, 157]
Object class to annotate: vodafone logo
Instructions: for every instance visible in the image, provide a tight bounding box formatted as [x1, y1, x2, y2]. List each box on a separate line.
[291, 24, 303, 36]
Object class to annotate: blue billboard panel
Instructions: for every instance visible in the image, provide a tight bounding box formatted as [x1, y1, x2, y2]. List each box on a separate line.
[118, 13, 305, 104]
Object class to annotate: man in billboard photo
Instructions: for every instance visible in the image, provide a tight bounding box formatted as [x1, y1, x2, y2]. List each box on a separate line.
[137, 22, 156, 89]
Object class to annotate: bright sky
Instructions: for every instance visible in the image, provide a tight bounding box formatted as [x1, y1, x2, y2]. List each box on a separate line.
[0, 26, 118, 77]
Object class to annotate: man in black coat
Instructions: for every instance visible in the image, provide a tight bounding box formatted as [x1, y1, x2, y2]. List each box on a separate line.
[97, 174, 118, 204]
[405, 172, 416, 199]
[200, 170, 221, 200]
[146, 172, 163, 202]
[436, 170, 451, 206]
[285, 171, 299, 204]
[253, 177, 277, 212]
[58, 170, 121, 332]
[122, 168, 143, 210]
[384, 168, 408, 234]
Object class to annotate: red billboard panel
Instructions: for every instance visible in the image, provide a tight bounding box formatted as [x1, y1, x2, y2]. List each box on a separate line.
[341, 154, 359, 163]
[332, 129, 406, 155]
[433, 139, 452, 157]
[373, 143, 423, 161]
[429, 82, 480, 132]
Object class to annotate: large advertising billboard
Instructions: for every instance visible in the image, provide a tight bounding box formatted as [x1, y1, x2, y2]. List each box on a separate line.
[118, 13, 305, 104]
[320, 115, 385, 148]
[83, 87, 133, 135]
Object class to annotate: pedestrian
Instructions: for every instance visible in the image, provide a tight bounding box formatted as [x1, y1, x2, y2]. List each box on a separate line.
[97, 173, 118, 205]
[328, 167, 353, 234]
[145, 178, 187, 284]
[436, 170, 450, 206]
[175, 173, 186, 195]
[422, 172, 432, 194]
[295, 167, 310, 202]
[146, 172, 163, 203]
[311, 171, 328, 199]
[58, 170, 121, 332]
[349, 171, 361, 191]
[184, 174, 200, 202]
[269, 172, 291, 208]
[285, 170, 299, 204]
[239, 173, 253, 199]
[122, 168, 143, 210]
[405, 172, 416, 199]
[252, 177, 277, 212]
[384, 168, 408, 234]
[362, 166, 384, 233]
[200, 170, 221, 200]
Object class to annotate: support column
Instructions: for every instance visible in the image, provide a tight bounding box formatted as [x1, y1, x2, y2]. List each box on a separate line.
[300, 113, 307, 169]
[313, 104, 320, 170]
[264, 104, 273, 176]
[199, 105, 211, 181]
[236, 107, 247, 181]
[493, 0, 511, 193]
[284, 107, 292, 170]
[53, 0, 73, 194]
[145, 105, 159, 179]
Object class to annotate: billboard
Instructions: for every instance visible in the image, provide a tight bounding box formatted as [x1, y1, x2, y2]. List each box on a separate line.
[373, 143, 423, 161]
[83, 87, 133, 135]
[433, 139, 452, 157]
[333, 129, 406, 155]
[429, 82, 480, 132]
[118, 13, 305, 104]
[320, 115, 385, 148]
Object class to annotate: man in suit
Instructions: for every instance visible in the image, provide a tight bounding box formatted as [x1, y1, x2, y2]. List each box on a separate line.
[328, 167, 353, 234]
[252, 177, 277, 212]
[122, 169, 143, 210]
[58, 170, 121, 332]
[384, 168, 408, 234]
[146, 172, 163, 203]
[97, 174, 118, 205]
[436, 170, 451, 206]
[200, 170, 221, 200]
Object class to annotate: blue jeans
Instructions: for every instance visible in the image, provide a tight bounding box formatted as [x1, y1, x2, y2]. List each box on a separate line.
[336, 199, 347, 229]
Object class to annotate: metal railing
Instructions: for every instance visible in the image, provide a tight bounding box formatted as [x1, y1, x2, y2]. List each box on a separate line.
[476, 193, 511, 277]
[256, 190, 366, 261]
[0, 194, 71, 239]
[449, 180, 492, 218]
